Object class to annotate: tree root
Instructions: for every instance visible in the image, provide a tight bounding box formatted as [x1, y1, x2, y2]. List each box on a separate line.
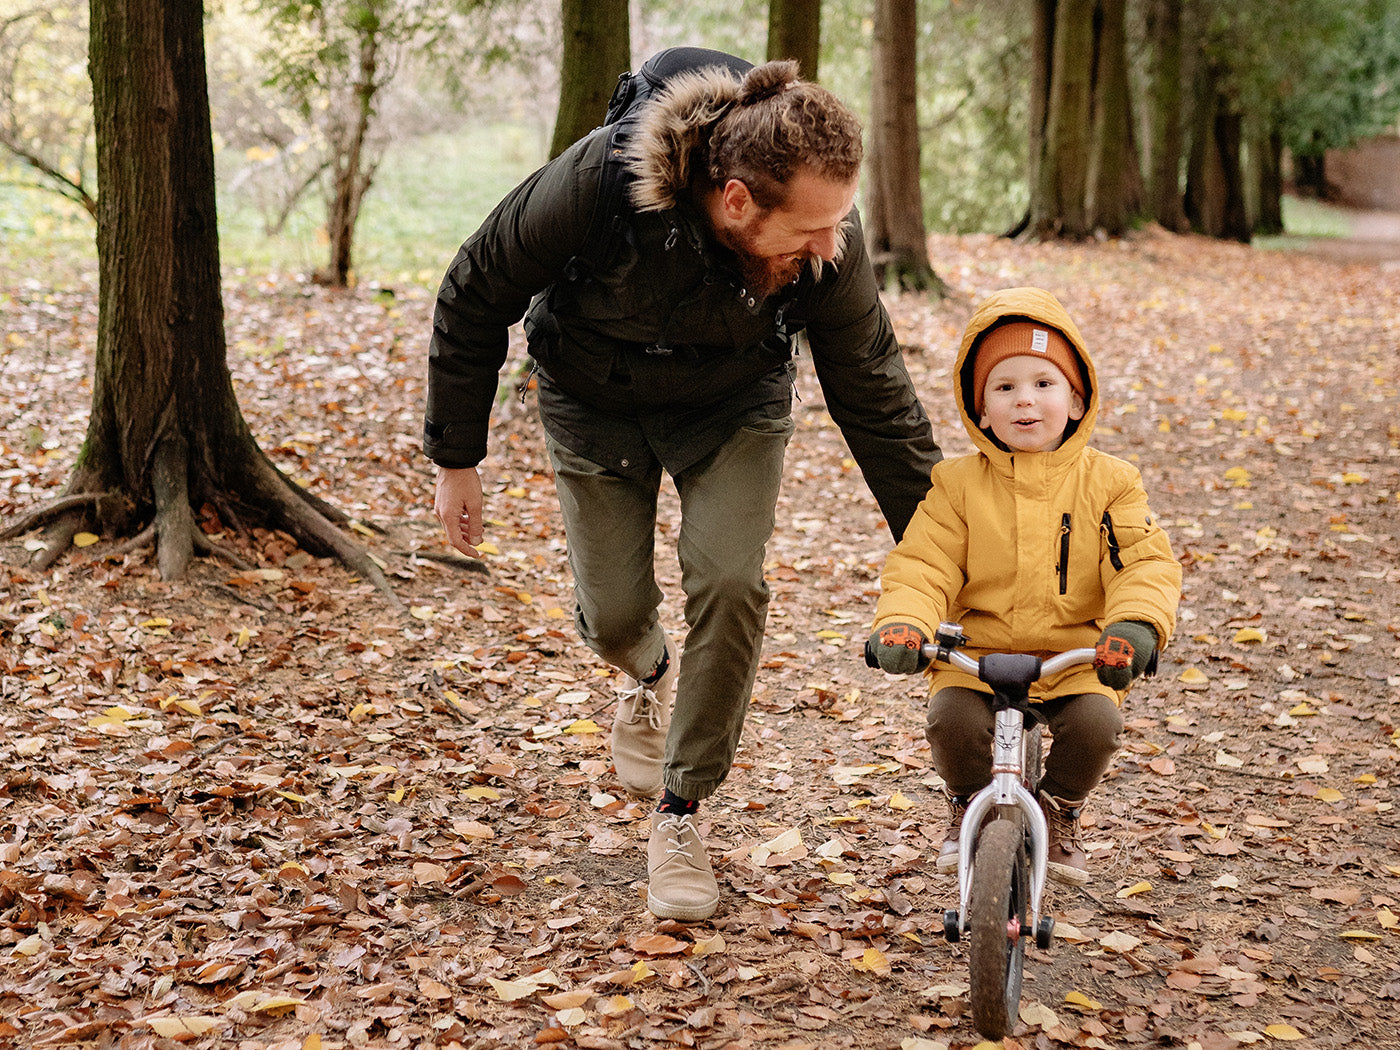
[393, 549, 490, 575]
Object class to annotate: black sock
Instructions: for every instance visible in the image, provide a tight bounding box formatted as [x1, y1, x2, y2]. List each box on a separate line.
[641, 648, 670, 685]
[656, 788, 698, 815]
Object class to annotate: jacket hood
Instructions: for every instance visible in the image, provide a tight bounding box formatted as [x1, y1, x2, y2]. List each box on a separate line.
[623, 66, 849, 271]
[626, 66, 741, 214]
[953, 287, 1098, 463]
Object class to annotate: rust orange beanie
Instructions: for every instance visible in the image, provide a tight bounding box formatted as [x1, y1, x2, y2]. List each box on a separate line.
[971, 321, 1085, 416]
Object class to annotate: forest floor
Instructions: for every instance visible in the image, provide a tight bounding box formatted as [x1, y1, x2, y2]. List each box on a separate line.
[1, 227, 1398, 1050]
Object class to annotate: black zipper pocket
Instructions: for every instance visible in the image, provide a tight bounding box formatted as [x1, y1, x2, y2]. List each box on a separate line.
[1058, 513, 1072, 594]
[1101, 511, 1124, 571]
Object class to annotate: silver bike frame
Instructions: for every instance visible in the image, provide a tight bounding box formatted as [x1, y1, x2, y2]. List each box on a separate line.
[933, 645, 1097, 935]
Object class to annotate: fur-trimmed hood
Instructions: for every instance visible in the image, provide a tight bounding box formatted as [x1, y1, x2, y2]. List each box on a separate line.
[625, 66, 743, 213]
[623, 66, 850, 272]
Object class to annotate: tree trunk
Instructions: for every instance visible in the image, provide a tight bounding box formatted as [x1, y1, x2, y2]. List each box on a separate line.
[10, 0, 399, 603]
[550, 0, 630, 159]
[1008, 0, 1056, 238]
[866, 0, 945, 295]
[1251, 120, 1284, 235]
[767, 0, 821, 80]
[1144, 0, 1186, 230]
[322, 16, 382, 287]
[1086, 0, 1132, 235]
[1184, 62, 1249, 244]
[1292, 150, 1329, 199]
[1028, 0, 1094, 240]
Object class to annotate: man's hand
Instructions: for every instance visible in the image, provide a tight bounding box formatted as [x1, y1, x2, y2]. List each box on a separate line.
[434, 466, 485, 558]
[865, 622, 929, 675]
[1094, 620, 1157, 689]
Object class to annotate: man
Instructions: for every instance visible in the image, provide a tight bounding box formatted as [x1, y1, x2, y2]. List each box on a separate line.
[426, 54, 942, 921]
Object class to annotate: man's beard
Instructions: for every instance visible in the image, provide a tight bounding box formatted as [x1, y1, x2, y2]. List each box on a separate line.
[732, 249, 811, 299]
[720, 224, 816, 299]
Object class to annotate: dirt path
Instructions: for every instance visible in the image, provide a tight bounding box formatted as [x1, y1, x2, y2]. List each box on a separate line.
[1, 230, 1398, 1049]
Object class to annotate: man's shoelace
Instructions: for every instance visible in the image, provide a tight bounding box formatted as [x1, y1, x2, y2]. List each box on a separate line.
[618, 681, 664, 730]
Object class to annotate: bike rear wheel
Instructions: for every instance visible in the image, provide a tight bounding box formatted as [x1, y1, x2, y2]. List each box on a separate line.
[968, 818, 1029, 1038]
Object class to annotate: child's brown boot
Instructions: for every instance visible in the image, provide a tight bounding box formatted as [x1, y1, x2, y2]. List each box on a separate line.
[1037, 790, 1089, 885]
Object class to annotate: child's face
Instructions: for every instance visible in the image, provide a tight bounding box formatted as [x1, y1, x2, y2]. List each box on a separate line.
[978, 355, 1086, 453]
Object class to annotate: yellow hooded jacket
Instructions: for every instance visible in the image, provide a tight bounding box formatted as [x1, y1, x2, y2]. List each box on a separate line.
[873, 287, 1181, 703]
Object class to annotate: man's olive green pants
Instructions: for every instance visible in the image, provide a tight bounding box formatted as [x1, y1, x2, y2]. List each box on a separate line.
[546, 417, 794, 801]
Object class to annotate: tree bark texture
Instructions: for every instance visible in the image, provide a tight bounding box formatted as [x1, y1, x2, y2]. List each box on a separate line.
[550, 0, 630, 159]
[1144, 0, 1186, 230]
[1183, 62, 1250, 243]
[1086, 0, 1134, 234]
[865, 0, 943, 295]
[767, 0, 821, 80]
[43, 0, 400, 600]
[1028, 0, 1094, 239]
[323, 11, 382, 287]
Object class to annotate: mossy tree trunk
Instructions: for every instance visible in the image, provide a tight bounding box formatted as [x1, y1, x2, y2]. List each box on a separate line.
[3, 0, 397, 606]
[865, 0, 945, 296]
[549, 0, 630, 159]
[767, 0, 820, 80]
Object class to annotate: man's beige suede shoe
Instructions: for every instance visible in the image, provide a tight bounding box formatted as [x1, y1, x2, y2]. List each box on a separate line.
[611, 639, 675, 797]
[646, 813, 719, 921]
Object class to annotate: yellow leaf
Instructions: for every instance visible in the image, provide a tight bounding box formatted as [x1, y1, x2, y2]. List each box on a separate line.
[815, 629, 845, 639]
[1221, 409, 1249, 422]
[691, 932, 727, 956]
[141, 617, 173, 628]
[1233, 627, 1267, 644]
[1223, 465, 1251, 485]
[73, 532, 100, 547]
[563, 719, 601, 734]
[1179, 667, 1209, 684]
[279, 861, 309, 876]
[409, 605, 435, 621]
[1064, 990, 1103, 1011]
[1376, 907, 1398, 930]
[546, 607, 568, 619]
[252, 995, 305, 1014]
[1338, 930, 1382, 942]
[147, 1017, 225, 1037]
[597, 994, 636, 1016]
[304, 1034, 322, 1050]
[463, 786, 501, 801]
[276, 790, 311, 803]
[348, 702, 375, 722]
[1341, 472, 1367, 484]
[888, 790, 914, 811]
[349, 519, 375, 536]
[828, 872, 857, 885]
[1263, 1024, 1305, 1040]
[852, 947, 891, 975]
[1316, 787, 1344, 803]
[476, 542, 500, 555]
[1116, 881, 1152, 899]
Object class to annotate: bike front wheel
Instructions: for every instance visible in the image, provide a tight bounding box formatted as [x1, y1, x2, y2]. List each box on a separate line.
[968, 818, 1029, 1038]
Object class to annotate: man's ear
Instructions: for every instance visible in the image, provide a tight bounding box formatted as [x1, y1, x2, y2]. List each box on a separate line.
[719, 178, 756, 221]
[1069, 392, 1086, 420]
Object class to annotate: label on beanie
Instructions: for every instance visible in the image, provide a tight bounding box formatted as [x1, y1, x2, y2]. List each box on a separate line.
[1032, 329, 1048, 353]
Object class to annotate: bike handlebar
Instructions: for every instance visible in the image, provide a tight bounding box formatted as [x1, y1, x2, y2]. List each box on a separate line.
[923, 643, 1098, 681]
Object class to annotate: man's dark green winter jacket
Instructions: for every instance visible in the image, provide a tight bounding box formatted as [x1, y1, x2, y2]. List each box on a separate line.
[424, 67, 942, 539]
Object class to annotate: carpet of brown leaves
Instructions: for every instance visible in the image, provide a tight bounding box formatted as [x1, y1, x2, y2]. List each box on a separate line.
[1, 229, 1398, 1050]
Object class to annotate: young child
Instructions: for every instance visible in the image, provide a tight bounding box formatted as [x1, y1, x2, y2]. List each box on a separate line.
[866, 287, 1181, 885]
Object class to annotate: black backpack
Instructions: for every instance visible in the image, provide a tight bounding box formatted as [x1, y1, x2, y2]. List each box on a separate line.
[562, 47, 754, 283]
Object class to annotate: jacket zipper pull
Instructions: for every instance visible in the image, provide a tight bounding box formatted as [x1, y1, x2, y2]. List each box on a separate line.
[1058, 513, 1072, 595]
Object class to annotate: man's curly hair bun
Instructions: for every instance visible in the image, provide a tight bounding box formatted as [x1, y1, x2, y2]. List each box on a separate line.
[737, 59, 799, 105]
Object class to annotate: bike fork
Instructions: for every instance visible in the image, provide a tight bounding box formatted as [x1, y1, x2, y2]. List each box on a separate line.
[949, 707, 1050, 938]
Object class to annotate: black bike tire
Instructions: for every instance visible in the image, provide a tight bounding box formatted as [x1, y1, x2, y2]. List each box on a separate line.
[968, 818, 1028, 1039]
[1024, 716, 1044, 792]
